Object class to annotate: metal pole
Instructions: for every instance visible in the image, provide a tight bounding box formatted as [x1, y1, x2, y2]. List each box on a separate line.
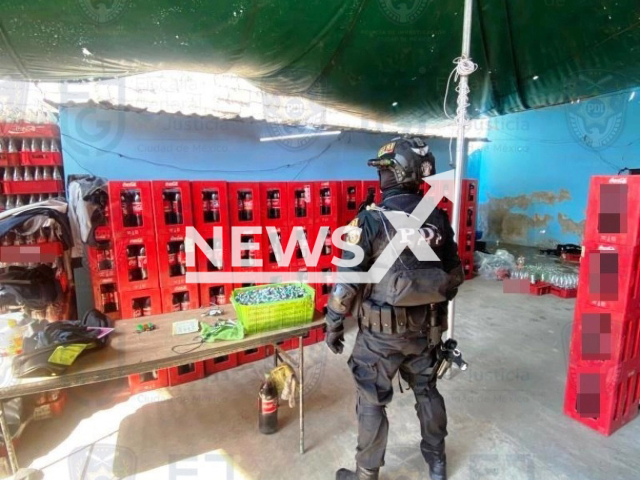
[298, 336, 305, 454]
[447, 0, 475, 340]
[0, 401, 18, 474]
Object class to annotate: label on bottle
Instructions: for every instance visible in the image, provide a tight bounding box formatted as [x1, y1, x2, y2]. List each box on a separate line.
[132, 202, 143, 214]
[260, 397, 277, 415]
[167, 252, 177, 265]
[138, 255, 148, 268]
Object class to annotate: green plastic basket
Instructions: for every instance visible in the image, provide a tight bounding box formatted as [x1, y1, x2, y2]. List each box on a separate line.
[230, 283, 316, 335]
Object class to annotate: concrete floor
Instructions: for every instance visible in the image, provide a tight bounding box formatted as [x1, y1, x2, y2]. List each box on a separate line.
[15, 279, 640, 479]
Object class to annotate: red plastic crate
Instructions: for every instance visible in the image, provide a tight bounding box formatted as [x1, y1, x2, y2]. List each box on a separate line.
[0, 123, 60, 138]
[204, 353, 239, 375]
[92, 279, 121, 320]
[228, 182, 261, 225]
[20, 151, 63, 166]
[237, 346, 269, 365]
[313, 223, 339, 267]
[569, 307, 640, 369]
[94, 224, 112, 242]
[551, 286, 578, 298]
[161, 284, 199, 313]
[577, 243, 640, 313]
[0, 152, 20, 167]
[151, 180, 193, 236]
[314, 263, 336, 311]
[113, 234, 160, 292]
[199, 283, 231, 307]
[462, 253, 474, 280]
[564, 363, 640, 436]
[128, 369, 169, 394]
[108, 181, 155, 239]
[287, 181, 315, 225]
[459, 230, 475, 256]
[339, 181, 362, 225]
[315, 325, 327, 342]
[3, 179, 63, 194]
[119, 288, 162, 319]
[33, 390, 68, 420]
[193, 225, 231, 275]
[361, 180, 381, 206]
[313, 181, 341, 224]
[461, 179, 478, 205]
[191, 181, 229, 230]
[86, 243, 116, 279]
[260, 182, 289, 226]
[274, 338, 297, 352]
[229, 225, 263, 269]
[262, 226, 290, 270]
[530, 281, 552, 295]
[168, 361, 205, 386]
[584, 176, 640, 246]
[156, 232, 198, 288]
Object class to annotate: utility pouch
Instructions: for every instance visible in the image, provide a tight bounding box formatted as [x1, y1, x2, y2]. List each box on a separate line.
[385, 268, 450, 306]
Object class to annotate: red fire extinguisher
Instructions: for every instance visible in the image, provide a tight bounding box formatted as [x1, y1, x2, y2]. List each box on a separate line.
[258, 374, 278, 434]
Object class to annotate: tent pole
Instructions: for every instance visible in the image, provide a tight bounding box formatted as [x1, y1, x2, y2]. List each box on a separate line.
[447, 0, 475, 340]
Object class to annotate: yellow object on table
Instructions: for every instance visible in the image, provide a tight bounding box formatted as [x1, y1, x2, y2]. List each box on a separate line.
[48, 344, 89, 366]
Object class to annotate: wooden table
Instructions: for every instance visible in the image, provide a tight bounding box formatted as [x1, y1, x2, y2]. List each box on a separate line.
[0, 306, 324, 475]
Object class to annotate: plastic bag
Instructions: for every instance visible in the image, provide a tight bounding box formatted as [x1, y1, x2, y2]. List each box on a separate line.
[200, 319, 245, 342]
[476, 249, 516, 280]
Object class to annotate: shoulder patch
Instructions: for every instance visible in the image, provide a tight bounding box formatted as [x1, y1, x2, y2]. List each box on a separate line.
[344, 218, 362, 245]
[378, 142, 396, 157]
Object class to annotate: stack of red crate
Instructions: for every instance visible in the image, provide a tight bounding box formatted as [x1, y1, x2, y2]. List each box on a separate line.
[458, 179, 478, 279]
[564, 175, 640, 436]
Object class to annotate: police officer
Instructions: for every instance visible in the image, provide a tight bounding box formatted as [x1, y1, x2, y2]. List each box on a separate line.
[326, 137, 464, 480]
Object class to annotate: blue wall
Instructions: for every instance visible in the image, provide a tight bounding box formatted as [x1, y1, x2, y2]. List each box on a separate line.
[471, 87, 640, 247]
[59, 106, 454, 182]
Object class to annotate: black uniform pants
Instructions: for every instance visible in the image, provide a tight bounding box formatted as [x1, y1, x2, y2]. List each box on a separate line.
[348, 329, 447, 470]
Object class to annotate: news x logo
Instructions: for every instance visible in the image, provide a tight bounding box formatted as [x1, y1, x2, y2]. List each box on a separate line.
[185, 171, 453, 285]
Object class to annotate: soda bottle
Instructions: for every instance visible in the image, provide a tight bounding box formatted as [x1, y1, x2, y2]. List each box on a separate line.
[247, 237, 256, 266]
[0, 195, 5, 211]
[13, 233, 23, 246]
[52, 167, 61, 181]
[21, 139, 30, 153]
[163, 191, 173, 224]
[132, 300, 143, 318]
[42, 167, 51, 180]
[296, 189, 307, 218]
[321, 188, 331, 215]
[258, 374, 279, 435]
[47, 226, 56, 243]
[50, 140, 60, 152]
[243, 191, 253, 221]
[3, 167, 11, 182]
[120, 193, 132, 227]
[215, 286, 226, 306]
[38, 193, 46, 203]
[468, 183, 475, 202]
[132, 192, 143, 226]
[142, 298, 152, 316]
[180, 291, 190, 311]
[15, 195, 24, 208]
[347, 186, 356, 210]
[167, 243, 177, 275]
[210, 191, 220, 223]
[36, 228, 46, 244]
[138, 246, 148, 280]
[13, 167, 23, 182]
[5, 195, 14, 210]
[173, 192, 182, 224]
[172, 293, 181, 312]
[34, 167, 42, 181]
[237, 192, 245, 221]
[24, 168, 33, 182]
[323, 228, 332, 255]
[466, 208, 473, 228]
[41, 139, 50, 152]
[30, 138, 40, 152]
[0, 139, 5, 153]
[266, 189, 273, 218]
[1, 234, 11, 246]
[202, 191, 212, 222]
[178, 243, 186, 275]
[271, 190, 281, 219]
[127, 246, 138, 281]
[25, 233, 35, 245]
[7, 139, 16, 153]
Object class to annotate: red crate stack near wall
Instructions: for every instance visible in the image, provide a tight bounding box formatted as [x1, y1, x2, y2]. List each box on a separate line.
[260, 182, 289, 226]
[564, 175, 640, 436]
[287, 181, 315, 225]
[458, 179, 478, 279]
[313, 181, 340, 226]
[361, 180, 381, 207]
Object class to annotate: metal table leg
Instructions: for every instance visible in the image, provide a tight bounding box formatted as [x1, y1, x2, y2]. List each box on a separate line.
[0, 400, 18, 475]
[299, 335, 304, 455]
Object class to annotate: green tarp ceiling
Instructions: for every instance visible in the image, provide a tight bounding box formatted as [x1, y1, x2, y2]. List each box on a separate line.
[1, 0, 639, 126]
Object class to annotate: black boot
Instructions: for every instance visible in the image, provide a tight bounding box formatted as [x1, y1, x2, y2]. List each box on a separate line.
[425, 453, 447, 480]
[335, 466, 380, 480]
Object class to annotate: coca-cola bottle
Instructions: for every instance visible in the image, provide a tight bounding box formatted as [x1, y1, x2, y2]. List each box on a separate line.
[21, 139, 30, 153]
[180, 291, 190, 311]
[323, 228, 332, 255]
[258, 374, 279, 435]
[347, 186, 357, 210]
[5, 195, 14, 210]
[243, 191, 254, 221]
[167, 243, 177, 275]
[210, 191, 220, 222]
[24, 167, 33, 182]
[13, 167, 23, 182]
[3, 168, 11, 182]
[173, 192, 182, 224]
[296, 190, 307, 218]
[142, 298, 152, 316]
[272, 190, 281, 219]
[15, 195, 24, 208]
[127, 246, 138, 281]
[215, 286, 226, 306]
[132, 192, 143, 226]
[138, 246, 148, 280]
[178, 243, 186, 275]
[52, 167, 61, 180]
[163, 191, 173, 224]
[42, 167, 51, 180]
[321, 188, 331, 215]
[132, 299, 143, 318]
[34, 167, 42, 181]
[202, 191, 212, 222]
[172, 293, 181, 312]
[237, 192, 245, 221]
[30, 138, 40, 152]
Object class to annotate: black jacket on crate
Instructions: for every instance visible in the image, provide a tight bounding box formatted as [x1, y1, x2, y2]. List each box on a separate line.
[326, 137, 463, 480]
[0, 265, 62, 310]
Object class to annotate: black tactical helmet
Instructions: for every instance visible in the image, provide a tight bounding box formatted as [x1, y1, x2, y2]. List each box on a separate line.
[368, 136, 436, 191]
